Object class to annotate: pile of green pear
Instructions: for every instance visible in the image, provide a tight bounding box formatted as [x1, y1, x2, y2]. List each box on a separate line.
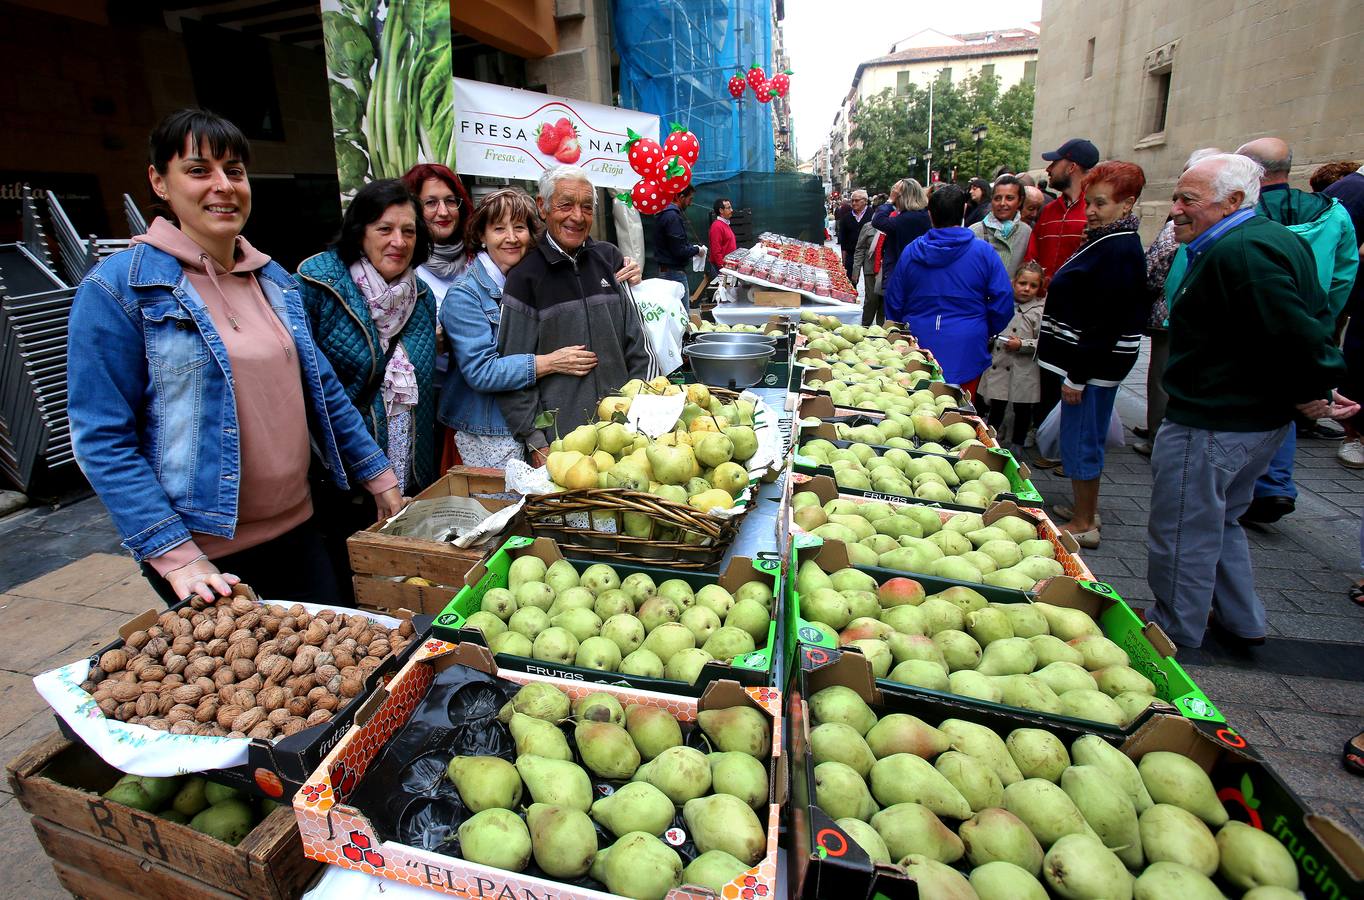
[692, 321, 770, 334]
[449, 682, 772, 899]
[797, 437, 1016, 510]
[796, 556, 1159, 727]
[808, 686, 1301, 899]
[812, 352, 938, 381]
[793, 503, 1063, 591]
[102, 774, 276, 845]
[463, 556, 773, 685]
[542, 386, 759, 525]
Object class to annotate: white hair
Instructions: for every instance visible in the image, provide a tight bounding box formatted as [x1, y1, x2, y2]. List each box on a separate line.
[538, 165, 593, 203]
[1183, 147, 1222, 172]
[1190, 153, 1263, 209]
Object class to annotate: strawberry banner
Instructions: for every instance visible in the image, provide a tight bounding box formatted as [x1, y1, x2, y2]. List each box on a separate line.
[452, 77, 660, 190]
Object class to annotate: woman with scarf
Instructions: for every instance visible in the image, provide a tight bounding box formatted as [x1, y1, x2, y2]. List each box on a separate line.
[402, 163, 473, 313]
[67, 109, 403, 606]
[1036, 161, 1149, 548]
[298, 179, 437, 598]
[968, 174, 1032, 279]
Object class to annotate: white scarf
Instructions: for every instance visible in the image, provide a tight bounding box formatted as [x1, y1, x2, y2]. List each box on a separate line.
[349, 257, 419, 418]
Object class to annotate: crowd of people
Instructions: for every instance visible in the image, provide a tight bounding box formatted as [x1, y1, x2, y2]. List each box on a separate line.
[67, 108, 653, 608]
[835, 136, 1364, 659]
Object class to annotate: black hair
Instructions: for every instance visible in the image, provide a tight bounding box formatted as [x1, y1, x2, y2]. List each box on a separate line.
[992, 174, 1023, 198]
[927, 184, 969, 228]
[712, 197, 731, 215]
[967, 177, 991, 201]
[334, 179, 431, 267]
[149, 108, 251, 173]
[678, 185, 696, 198]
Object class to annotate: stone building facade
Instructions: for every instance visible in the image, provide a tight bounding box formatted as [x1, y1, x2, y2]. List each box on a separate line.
[1031, 0, 1364, 240]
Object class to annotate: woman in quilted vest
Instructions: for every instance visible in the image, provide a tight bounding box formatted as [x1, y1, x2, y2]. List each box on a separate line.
[297, 180, 438, 599]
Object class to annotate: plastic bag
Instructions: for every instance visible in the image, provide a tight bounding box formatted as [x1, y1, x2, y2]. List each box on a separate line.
[626, 278, 689, 375]
[1034, 401, 1126, 459]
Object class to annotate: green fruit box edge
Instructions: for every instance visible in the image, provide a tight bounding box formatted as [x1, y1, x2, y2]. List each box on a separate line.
[784, 535, 1223, 728]
[432, 535, 781, 693]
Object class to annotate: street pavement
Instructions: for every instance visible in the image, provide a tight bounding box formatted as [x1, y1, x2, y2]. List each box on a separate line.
[0, 340, 1361, 894]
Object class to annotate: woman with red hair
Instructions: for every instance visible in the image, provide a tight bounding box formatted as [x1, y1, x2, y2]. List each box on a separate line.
[1036, 160, 1149, 547]
[402, 163, 473, 312]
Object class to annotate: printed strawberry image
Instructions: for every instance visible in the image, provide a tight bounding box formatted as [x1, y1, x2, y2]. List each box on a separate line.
[747, 63, 768, 91]
[728, 71, 747, 99]
[555, 117, 574, 137]
[624, 127, 665, 178]
[662, 123, 701, 167]
[769, 70, 792, 97]
[535, 121, 562, 155]
[655, 155, 692, 195]
[555, 135, 582, 164]
[617, 178, 671, 216]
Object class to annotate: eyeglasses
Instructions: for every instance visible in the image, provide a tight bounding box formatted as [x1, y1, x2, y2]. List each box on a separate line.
[422, 196, 461, 212]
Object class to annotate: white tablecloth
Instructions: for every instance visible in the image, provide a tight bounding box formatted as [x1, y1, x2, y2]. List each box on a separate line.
[712, 302, 864, 326]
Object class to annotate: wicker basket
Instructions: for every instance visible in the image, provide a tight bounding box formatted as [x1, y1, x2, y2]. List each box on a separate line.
[521, 486, 745, 569]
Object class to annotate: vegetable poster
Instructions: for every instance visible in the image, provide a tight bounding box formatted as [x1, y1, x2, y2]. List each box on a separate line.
[452, 78, 661, 191]
[322, 0, 454, 199]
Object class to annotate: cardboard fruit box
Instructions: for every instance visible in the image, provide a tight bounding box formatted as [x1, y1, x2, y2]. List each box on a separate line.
[40, 586, 432, 800]
[1120, 716, 1364, 899]
[784, 537, 1223, 737]
[7, 732, 320, 899]
[348, 466, 526, 615]
[430, 536, 782, 696]
[787, 648, 1130, 900]
[292, 640, 786, 899]
[781, 475, 1089, 583]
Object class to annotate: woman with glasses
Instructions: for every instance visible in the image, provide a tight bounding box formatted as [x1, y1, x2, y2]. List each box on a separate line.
[440, 188, 597, 468]
[402, 164, 473, 314]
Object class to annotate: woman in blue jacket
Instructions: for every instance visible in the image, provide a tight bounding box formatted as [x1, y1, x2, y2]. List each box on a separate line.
[871, 178, 932, 288]
[67, 109, 401, 605]
[439, 189, 597, 468]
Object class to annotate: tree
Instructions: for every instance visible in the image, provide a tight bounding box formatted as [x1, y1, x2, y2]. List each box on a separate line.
[775, 153, 799, 173]
[846, 72, 1034, 192]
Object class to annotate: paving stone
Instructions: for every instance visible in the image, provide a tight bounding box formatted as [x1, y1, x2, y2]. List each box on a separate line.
[0, 713, 61, 785]
[1255, 746, 1364, 809]
[0, 595, 126, 676]
[31, 500, 112, 536]
[1264, 613, 1364, 644]
[1182, 665, 1298, 707]
[1279, 588, 1364, 617]
[7, 553, 139, 605]
[1282, 675, 1364, 717]
[1259, 708, 1362, 754]
[0, 788, 69, 900]
[75, 572, 163, 617]
[0, 529, 79, 594]
[0, 671, 56, 742]
[1205, 700, 1282, 749]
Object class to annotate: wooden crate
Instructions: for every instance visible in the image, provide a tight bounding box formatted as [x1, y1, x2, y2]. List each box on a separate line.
[347, 466, 520, 614]
[7, 733, 319, 900]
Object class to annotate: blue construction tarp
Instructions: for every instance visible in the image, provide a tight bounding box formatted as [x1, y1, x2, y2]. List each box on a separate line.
[612, 0, 775, 183]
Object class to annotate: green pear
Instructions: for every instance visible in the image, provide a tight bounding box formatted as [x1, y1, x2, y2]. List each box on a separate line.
[481, 587, 517, 621]
[938, 719, 1023, 785]
[935, 750, 1004, 812]
[508, 712, 573, 760]
[514, 581, 555, 612]
[870, 802, 964, 863]
[641, 622, 695, 664]
[576, 721, 640, 779]
[508, 555, 548, 592]
[1071, 735, 1153, 813]
[531, 626, 578, 664]
[949, 669, 1002, 702]
[960, 807, 1045, 874]
[591, 782, 676, 837]
[1139, 804, 1218, 876]
[601, 614, 646, 656]
[515, 755, 592, 811]
[1133, 861, 1227, 900]
[1138, 752, 1228, 826]
[1216, 820, 1300, 891]
[698, 706, 770, 758]
[1042, 833, 1134, 900]
[633, 746, 711, 804]
[971, 860, 1049, 900]
[1005, 729, 1070, 783]
[869, 753, 972, 818]
[488, 632, 529, 658]
[498, 682, 570, 724]
[1063, 766, 1144, 870]
[888, 659, 949, 690]
[977, 637, 1037, 676]
[812, 723, 878, 774]
[665, 647, 713, 684]
[544, 558, 580, 593]
[620, 648, 664, 677]
[1032, 661, 1096, 695]
[458, 808, 531, 872]
[999, 674, 1064, 714]
[527, 803, 598, 878]
[709, 751, 769, 809]
[1003, 778, 1100, 847]
[1031, 634, 1085, 667]
[1094, 666, 1156, 697]
[508, 606, 551, 640]
[725, 598, 771, 643]
[682, 849, 751, 893]
[657, 578, 696, 607]
[625, 705, 682, 761]
[1033, 602, 1102, 641]
[683, 794, 767, 865]
[702, 625, 755, 660]
[814, 760, 879, 821]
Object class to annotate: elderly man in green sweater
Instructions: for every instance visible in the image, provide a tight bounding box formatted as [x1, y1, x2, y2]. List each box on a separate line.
[1147, 153, 1356, 649]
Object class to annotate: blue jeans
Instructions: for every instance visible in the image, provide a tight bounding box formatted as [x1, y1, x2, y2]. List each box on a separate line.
[1147, 423, 1289, 647]
[1059, 384, 1119, 480]
[1252, 428, 1298, 501]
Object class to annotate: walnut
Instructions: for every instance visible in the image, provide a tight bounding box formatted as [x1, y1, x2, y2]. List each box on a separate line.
[169, 618, 192, 639]
[80, 679, 98, 694]
[368, 640, 391, 659]
[140, 664, 167, 682]
[304, 622, 329, 647]
[99, 649, 129, 673]
[306, 685, 331, 703]
[97, 697, 118, 717]
[231, 708, 265, 733]
[267, 708, 292, 727]
[213, 667, 237, 689]
[287, 604, 306, 619]
[194, 675, 216, 694]
[280, 617, 298, 633]
[305, 709, 333, 726]
[231, 658, 257, 681]
[224, 638, 259, 663]
[172, 685, 204, 705]
[357, 657, 383, 672]
[259, 656, 290, 684]
[247, 721, 276, 740]
[217, 704, 244, 729]
[281, 717, 309, 737]
[158, 611, 179, 629]
[226, 731, 246, 739]
[333, 651, 356, 670]
[115, 701, 138, 720]
[166, 705, 196, 724]
[135, 694, 158, 717]
[162, 674, 184, 687]
[158, 695, 178, 715]
[125, 630, 150, 651]
[238, 674, 264, 694]
[277, 634, 302, 657]
[237, 610, 262, 630]
[164, 654, 188, 675]
[147, 718, 170, 732]
[287, 695, 311, 717]
[256, 639, 279, 658]
[145, 625, 164, 638]
[313, 693, 339, 712]
[206, 638, 229, 658]
[230, 596, 257, 615]
[326, 674, 343, 695]
[196, 696, 219, 724]
[261, 616, 281, 636]
[315, 664, 339, 683]
[185, 657, 217, 681]
[110, 682, 142, 702]
[259, 686, 286, 712]
[127, 656, 151, 677]
[213, 619, 235, 640]
[230, 689, 256, 709]
[292, 646, 319, 676]
[142, 681, 162, 694]
[321, 635, 338, 652]
[398, 619, 415, 638]
[170, 635, 194, 656]
[144, 636, 169, 659]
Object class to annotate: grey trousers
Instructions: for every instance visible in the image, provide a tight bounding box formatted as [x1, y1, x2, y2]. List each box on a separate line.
[1146, 422, 1290, 647]
[1145, 331, 1170, 435]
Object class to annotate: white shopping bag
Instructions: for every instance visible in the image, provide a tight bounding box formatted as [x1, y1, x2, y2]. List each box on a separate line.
[1035, 401, 1126, 459]
[625, 277, 690, 375]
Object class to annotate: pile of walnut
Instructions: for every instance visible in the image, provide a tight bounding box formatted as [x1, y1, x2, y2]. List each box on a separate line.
[80, 596, 416, 740]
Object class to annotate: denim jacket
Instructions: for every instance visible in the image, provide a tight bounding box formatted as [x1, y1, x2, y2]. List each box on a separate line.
[438, 259, 536, 435]
[68, 243, 392, 562]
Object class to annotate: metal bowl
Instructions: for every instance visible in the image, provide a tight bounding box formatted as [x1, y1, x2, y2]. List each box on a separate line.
[694, 331, 779, 347]
[683, 342, 776, 390]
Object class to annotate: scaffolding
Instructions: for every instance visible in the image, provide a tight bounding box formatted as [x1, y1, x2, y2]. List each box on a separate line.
[613, 0, 775, 183]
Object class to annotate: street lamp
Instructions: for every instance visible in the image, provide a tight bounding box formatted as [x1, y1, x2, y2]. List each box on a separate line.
[943, 138, 957, 183]
[971, 123, 988, 177]
[923, 150, 934, 184]
[908, 156, 918, 180]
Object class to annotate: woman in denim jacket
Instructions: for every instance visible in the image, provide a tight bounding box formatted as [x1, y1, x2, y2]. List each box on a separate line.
[440, 189, 597, 468]
[67, 110, 402, 605]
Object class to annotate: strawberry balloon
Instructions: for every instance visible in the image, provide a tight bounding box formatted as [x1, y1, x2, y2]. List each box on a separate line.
[655, 155, 692, 195]
[618, 178, 671, 216]
[624, 128, 665, 178]
[662, 123, 701, 167]
[747, 63, 768, 92]
[754, 81, 773, 104]
[770, 70, 792, 98]
[727, 71, 747, 100]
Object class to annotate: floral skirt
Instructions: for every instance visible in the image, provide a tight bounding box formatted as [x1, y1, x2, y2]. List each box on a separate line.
[454, 432, 523, 500]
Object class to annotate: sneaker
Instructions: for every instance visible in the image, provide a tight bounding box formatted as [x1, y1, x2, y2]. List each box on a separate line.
[1024, 428, 1037, 448]
[1299, 420, 1345, 440]
[1338, 439, 1364, 469]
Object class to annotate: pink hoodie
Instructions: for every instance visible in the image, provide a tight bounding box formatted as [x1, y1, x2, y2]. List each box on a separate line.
[134, 219, 395, 576]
